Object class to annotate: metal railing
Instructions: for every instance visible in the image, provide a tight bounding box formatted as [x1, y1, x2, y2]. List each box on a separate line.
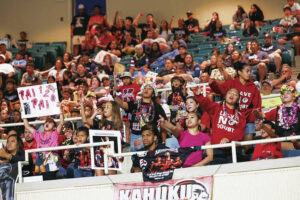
[105, 135, 300, 172]
[16, 135, 300, 183]
[18, 141, 114, 183]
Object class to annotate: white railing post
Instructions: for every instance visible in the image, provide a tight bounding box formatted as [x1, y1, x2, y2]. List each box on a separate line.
[104, 153, 108, 175]
[231, 141, 237, 163]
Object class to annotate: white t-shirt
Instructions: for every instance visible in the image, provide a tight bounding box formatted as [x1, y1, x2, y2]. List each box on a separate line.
[285, 3, 300, 12]
[0, 63, 15, 74]
[159, 30, 172, 41]
[280, 16, 298, 26]
[49, 68, 67, 80]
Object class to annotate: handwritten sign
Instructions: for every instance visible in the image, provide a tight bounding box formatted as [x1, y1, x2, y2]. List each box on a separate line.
[17, 83, 60, 118]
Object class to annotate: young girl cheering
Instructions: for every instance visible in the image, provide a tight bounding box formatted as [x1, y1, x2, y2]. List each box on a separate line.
[210, 63, 261, 147]
[82, 100, 123, 176]
[158, 112, 213, 167]
[194, 87, 252, 164]
[23, 105, 64, 179]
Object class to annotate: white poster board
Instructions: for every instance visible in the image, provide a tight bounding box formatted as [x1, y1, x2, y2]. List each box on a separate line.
[17, 83, 61, 118]
[90, 130, 122, 171]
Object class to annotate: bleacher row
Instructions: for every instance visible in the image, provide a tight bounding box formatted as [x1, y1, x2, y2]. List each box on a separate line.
[8, 42, 67, 70]
[8, 19, 295, 75]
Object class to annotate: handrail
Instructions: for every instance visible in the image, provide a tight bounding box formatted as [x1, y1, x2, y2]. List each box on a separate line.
[0, 117, 82, 128]
[18, 141, 113, 183]
[106, 135, 300, 166]
[16, 135, 300, 183]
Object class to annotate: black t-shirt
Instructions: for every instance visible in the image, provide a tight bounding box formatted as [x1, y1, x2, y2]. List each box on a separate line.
[71, 14, 90, 36]
[122, 26, 136, 37]
[210, 29, 226, 39]
[174, 54, 185, 63]
[138, 23, 157, 41]
[204, 65, 217, 76]
[92, 120, 120, 154]
[4, 90, 19, 103]
[172, 28, 189, 40]
[132, 143, 168, 168]
[127, 100, 167, 139]
[74, 72, 92, 85]
[184, 19, 199, 30]
[286, 32, 300, 41]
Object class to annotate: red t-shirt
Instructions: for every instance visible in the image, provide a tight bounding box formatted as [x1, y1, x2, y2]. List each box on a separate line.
[119, 83, 141, 102]
[252, 142, 283, 160]
[210, 77, 261, 122]
[194, 94, 246, 144]
[99, 35, 117, 46]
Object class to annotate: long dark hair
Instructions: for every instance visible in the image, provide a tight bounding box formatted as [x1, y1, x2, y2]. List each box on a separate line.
[6, 134, 24, 156]
[251, 4, 264, 20]
[159, 20, 169, 34]
[236, 5, 246, 18]
[185, 96, 203, 117]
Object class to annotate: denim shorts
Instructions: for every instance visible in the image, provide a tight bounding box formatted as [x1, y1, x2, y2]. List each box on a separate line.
[245, 122, 255, 135]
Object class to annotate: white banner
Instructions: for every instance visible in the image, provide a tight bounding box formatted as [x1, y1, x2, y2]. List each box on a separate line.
[17, 83, 61, 118]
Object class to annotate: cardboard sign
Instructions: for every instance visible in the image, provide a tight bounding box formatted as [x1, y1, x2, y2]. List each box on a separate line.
[114, 176, 213, 200]
[17, 83, 60, 118]
[89, 130, 122, 171]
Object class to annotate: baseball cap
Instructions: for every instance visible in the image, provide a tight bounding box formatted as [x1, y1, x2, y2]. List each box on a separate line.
[261, 79, 272, 86]
[120, 72, 132, 79]
[78, 4, 85, 9]
[186, 11, 193, 15]
[0, 54, 5, 60]
[264, 33, 272, 38]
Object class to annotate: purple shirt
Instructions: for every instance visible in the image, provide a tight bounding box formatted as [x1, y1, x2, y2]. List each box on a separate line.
[32, 129, 59, 148]
[245, 51, 270, 66]
[178, 130, 211, 167]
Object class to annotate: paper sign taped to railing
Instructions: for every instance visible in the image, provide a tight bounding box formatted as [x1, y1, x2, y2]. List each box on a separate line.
[114, 176, 213, 200]
[17, 83, 60, 118]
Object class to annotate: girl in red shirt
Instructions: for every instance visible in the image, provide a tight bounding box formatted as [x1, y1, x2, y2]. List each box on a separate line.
[209, 63, 261, 148]
[194, 87, 250, 164]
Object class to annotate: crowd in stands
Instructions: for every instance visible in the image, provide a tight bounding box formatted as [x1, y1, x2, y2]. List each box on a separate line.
[0, 0, 300, 180]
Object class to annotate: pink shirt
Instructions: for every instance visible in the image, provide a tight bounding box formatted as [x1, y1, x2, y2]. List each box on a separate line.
[178, 130, 211, 167]
[32, 129, 59, 148]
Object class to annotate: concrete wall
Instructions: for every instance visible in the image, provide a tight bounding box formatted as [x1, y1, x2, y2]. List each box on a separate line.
[15, 156, 300, 200]
[0, 0, 72, 47]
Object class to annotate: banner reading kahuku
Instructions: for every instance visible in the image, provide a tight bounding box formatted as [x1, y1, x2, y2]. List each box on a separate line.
[17, 83, 60, 118]
[114, 176, 213, 200]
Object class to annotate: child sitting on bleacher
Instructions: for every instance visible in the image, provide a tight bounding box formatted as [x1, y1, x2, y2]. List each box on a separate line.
[252, 120, 283, 160]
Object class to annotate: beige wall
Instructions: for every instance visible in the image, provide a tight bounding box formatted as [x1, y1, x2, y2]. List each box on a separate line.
[106, 0, 297, 27]
[0, 0, 72, 49]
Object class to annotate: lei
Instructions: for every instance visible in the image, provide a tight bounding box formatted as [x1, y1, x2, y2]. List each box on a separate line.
[278, 102, 298, 129]
[222, 102, 240, 124]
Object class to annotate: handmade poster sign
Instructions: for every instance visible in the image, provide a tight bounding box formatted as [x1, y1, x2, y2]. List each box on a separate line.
[17, 83, 60, 118]
[89, 130, 122, 171]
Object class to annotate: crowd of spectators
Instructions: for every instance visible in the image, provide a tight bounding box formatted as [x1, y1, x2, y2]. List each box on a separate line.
[0, 0, 300, 180]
